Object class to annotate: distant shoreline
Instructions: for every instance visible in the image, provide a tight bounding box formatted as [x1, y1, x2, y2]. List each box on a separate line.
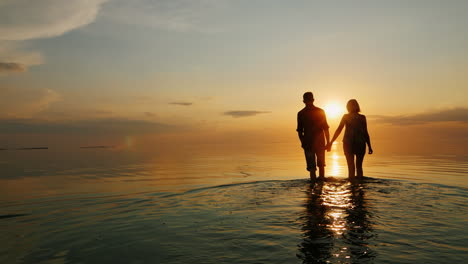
[80, 146, 114, 149]
[0, 146, 115, 150]
[16, 147, 48, 150]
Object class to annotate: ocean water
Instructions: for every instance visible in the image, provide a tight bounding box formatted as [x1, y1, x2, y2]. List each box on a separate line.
[0, 143, 467, 264]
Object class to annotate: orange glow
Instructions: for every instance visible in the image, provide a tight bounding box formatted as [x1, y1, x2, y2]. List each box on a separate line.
[324, 102, 345, 119]
[321, 182, 353, 235]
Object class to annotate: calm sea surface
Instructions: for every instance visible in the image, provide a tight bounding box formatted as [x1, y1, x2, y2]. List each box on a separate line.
[1, 143, 467, 263]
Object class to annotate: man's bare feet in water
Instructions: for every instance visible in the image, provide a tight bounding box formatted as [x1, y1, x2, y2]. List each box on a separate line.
[310, 171, 316, 181]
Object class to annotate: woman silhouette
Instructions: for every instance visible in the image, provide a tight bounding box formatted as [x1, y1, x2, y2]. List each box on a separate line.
[328, 99, 373, 179]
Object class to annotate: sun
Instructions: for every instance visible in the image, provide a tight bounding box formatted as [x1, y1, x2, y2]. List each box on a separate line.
[324, 102, 345, 119]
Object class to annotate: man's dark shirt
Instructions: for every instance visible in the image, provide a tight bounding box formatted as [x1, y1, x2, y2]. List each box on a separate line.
[297, 105, 329, 150]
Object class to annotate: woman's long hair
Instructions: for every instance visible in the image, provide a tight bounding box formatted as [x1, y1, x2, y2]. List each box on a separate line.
[346, 99, 361, 113]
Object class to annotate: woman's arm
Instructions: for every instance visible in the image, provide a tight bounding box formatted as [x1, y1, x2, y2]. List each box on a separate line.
[327, 115, 345, 151]
[363, 116, 373, 154]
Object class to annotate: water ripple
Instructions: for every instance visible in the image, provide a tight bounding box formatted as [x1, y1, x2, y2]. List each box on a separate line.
[1, 177, 466, 263]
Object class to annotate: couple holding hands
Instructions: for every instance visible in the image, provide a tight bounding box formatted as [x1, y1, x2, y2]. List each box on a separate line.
[297, 92, 373, 181]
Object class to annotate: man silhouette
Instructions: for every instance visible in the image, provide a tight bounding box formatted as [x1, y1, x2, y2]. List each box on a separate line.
[297, 92, 330, 180]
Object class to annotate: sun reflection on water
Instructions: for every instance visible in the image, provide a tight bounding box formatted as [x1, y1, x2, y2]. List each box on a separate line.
[298, 180, 375, 263]
[328, 142, 345, 178]
[322, 182, 352, 236]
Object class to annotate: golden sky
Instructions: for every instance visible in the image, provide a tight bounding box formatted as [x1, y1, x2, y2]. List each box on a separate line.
[0, 0, 467, 153]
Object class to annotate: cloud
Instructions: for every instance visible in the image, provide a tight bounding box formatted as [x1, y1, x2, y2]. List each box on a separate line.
[370, 108, 468, 125]
[0, 88, 61, 118]
[223, 110, 271, 118]
[0, 0, 108, 41]
[0, 42, 44, 73]
[0, 62, 26, 73]
[0, 118, 176, 135]
[0, 0, 108, 73]
[32, 89, 62, 114]
[103, 0, 227, 32]
[169, 101, 193, 106]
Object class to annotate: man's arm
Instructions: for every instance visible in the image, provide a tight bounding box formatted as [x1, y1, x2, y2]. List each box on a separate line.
[324, 128, 330, 147]
[297, 131, 304, 141]
[297, 113, 304, 147]
[322, 110, 330, 149]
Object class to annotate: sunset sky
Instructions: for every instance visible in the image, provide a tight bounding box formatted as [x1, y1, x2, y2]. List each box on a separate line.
[1, 0, 467, 153]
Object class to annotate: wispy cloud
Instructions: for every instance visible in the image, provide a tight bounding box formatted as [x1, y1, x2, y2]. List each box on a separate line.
[223, 110, 271, 118]
[0, 0, 108, 41]
[369, 108, 468, 125]
[0, 118, 176, 135]
[0, 88, 61, 118]
[0, 42, 43, 74]
[169, 101, 193, 106]
[0, 0, 108, 73]
[0, 62, 26, 73]
[103, 0, 228, 32]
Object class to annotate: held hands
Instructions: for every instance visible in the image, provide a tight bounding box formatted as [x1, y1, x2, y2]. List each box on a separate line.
[326, 142, 332, 152]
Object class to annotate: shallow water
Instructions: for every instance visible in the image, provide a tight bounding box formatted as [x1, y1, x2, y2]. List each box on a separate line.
[0, 145, 467, 263]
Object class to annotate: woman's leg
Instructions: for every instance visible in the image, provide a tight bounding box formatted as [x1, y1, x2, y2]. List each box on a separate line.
[345, 153, 355, 179]
[356, 153, 365, 178]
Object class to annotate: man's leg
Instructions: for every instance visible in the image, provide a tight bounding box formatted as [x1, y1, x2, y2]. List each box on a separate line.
[316, 148, 326, 179]
[304, 149, 317, 181]
[310, 170, 317, 181]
